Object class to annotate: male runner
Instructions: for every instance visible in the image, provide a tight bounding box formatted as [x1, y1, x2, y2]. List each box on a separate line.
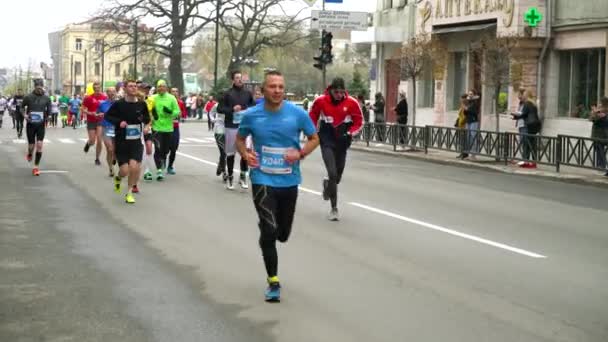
[0, 96, 7, 128]
[69, 95, 82, 129]
[236, 70, 319, 302]
[22, 79, 52, 176]
[138, 83, 156, 183]
[309, 77, 363, 221]
[8, 97, 16, 129]
[219, 70, 255, 190]
[82, 81, 108, 165]
[49, 95, 59, 128]
[13, 89, 25, 138]
[150, 80, 179, 181]
[105, 80, 151, 204]
[168, 87, 186, 174]
[99, 87, 117, 177]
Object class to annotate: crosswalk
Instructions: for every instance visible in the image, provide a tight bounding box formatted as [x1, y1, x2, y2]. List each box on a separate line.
[0, 137, 216, 145]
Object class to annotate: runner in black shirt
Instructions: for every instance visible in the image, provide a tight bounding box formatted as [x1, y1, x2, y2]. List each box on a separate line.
[13, 89, 25, 139]
[22, 80, 51, 176]
[105, 80, 151, 204]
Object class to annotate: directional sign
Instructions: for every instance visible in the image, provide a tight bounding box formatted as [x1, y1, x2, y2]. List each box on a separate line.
[302, 0, 317, 6]
[311, 10, 368, 31]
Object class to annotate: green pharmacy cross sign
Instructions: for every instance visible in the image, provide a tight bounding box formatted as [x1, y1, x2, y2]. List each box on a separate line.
[524, 7, 543, 28]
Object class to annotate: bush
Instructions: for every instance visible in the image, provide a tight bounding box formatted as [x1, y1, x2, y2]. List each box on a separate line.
[497, 92, 508, 113]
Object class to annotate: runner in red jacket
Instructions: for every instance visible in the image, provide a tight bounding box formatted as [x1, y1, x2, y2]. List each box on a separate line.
[309, 77, 363, 221]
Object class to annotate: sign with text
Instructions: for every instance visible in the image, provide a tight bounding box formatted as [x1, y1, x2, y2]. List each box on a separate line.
[311, 10, 368, 31]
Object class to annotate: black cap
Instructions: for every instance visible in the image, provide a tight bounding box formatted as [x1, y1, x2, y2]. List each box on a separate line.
[33, 78, 44, 87]
[329, 77, 345, 90]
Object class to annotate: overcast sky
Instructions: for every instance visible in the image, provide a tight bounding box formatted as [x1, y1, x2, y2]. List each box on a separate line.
[0, 0, 375, 70]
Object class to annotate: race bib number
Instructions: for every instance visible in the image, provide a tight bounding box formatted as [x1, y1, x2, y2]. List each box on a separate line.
[233, 111, 244, 125]
[126, 124, 141, 140]
[260, 146, 292, 175]
[105, 125, 115, 137]
[30, 111, 44, 123]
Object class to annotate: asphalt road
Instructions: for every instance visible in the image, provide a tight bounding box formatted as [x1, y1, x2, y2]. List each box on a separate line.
[1, 120, 607, 342]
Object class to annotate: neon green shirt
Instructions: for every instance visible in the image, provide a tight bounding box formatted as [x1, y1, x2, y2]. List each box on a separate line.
[151, 93, 180, 132]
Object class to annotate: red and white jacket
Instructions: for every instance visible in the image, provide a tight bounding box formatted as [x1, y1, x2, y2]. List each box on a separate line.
[309, 87, 363, 148]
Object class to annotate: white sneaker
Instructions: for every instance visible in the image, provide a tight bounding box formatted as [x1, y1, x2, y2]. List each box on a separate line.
[328, 208, 340, 221]
[226, 176, 235, 190]
[239, 173, 249, 190]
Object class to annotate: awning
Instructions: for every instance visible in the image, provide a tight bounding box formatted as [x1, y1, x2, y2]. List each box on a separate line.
[432, 22, 497, 34]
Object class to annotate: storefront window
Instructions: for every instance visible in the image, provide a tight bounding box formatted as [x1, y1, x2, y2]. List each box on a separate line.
[558, 48, 605, 118]
[452, 52, 467, 110]
[417, 60, 435, 108]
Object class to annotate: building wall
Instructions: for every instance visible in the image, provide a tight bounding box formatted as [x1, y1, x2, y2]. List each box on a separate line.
[58, 23, 158, 94]
[554, 0, 608, 27]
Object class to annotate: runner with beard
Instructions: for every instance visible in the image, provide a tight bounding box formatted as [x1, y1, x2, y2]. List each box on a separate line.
[22, 79, 52, 176]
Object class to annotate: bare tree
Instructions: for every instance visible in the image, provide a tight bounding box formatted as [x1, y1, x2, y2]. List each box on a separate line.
[400, 34, 439, 127]
[219, 0, 310, 77]
[96, 0, 229, 93]
[474, 34, 522, 133]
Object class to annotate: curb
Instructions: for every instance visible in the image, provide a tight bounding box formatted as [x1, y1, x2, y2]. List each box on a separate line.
[351, 144, 608, 188]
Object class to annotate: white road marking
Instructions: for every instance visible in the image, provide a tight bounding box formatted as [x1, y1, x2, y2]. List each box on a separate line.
[349, 202, 547, 259]
[299, 187, 322, 196]
[176, 152, 218, 167]
[58, 138, 76, 144]
[79, 138, 88, 142]
[44, 139, 52, 143]
[176, 150, 546, 259]
[39, 170, 69, 174]
[180, 138, 192, 143]
[185, 138, 209, 143]
[13, 139, 26, 144]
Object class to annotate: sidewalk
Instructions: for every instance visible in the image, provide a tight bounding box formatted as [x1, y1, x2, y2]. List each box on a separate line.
[351, 141, 608, 187]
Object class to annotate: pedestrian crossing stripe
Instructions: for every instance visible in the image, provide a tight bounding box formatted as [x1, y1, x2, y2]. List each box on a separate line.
[1, 137, 217, 145]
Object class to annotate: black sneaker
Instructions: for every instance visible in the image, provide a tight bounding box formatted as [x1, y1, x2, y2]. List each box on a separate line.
[322, 178, 329, 201]
[216, 164, 223, 176]
[222, 172, 228, 183]
[84, 142, 90, 153]
[95, 159, 101, 166]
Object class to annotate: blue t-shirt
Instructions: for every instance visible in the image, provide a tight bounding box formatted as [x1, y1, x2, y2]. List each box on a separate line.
[98, 100, 114, 126]
[70, 99, 82, 113]
[238, 102, 316, 188]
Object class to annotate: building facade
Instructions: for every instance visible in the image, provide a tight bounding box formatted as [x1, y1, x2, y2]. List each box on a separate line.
[49, 21, 159, 95]
[363, 0, 607, 137]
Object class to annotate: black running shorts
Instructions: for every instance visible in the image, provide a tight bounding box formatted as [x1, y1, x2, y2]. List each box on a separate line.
[144, 133, 153, 142]
[115, 141, 143, 166]
[26, 123, 45, 144]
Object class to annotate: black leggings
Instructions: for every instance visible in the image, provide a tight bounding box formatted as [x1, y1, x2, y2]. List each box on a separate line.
[321, 145, 348, 209]
[215, 133, 226, 172]
[15, 113, 24, 136]
[226, 155, 248, 177]
[168, 126, 180, 168]
[153, 131, 173, 170]
[252, 185, 298, 278]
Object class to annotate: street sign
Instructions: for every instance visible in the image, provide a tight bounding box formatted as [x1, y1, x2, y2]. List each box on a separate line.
[301, 0, 317, 6]
[311, 10, 368, 31]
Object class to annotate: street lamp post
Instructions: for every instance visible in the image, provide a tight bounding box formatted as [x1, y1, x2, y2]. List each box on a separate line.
[214, 0, 221, 88]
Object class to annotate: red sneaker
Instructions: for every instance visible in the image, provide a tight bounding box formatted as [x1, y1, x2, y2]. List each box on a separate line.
[32, 168, 40, 176]
[132, 185, 140, 194]
[528, 163, 538, 169]
[26, 154, 32, 162]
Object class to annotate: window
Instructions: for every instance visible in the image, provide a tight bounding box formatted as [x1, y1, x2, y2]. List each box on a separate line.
[94, 62, 100, 76]
[128, 45, 134, 53]
[74, 61, 82, 76]
[558, 49, 606, 118]
[94, 39, 103, 53]
[75, 38, 82, 51]
[114, 63, 121, 77]
[451, 52, 467, 110]
[112, 45, 121, 53]
[384, 0, 407, 9]
[128, 63, 134, 76]
[417, 59, 435, 108]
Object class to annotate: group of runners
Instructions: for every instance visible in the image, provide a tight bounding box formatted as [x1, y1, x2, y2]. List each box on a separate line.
[5, 70, 364, 303]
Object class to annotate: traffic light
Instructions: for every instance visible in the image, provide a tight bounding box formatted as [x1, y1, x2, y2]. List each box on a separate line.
[313, 30, 333, 70]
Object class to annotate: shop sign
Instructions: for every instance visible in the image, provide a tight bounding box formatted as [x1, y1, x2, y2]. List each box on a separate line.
[420, 0, 515, 32]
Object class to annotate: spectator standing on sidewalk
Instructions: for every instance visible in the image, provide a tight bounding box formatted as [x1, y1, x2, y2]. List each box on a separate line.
[463, 91, 480, 160]
[357, 94, 369, 123]
[395, 92, 408, 145]
[455, 94, 468, 159]
[589, 96, 608, 176]
[373, 92, 385, 142]
[511, 90, 541, 168]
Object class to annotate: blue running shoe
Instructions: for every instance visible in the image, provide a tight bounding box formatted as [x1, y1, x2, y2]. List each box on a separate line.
[167, 167, 176, 175]
[265, 281, 281, 303]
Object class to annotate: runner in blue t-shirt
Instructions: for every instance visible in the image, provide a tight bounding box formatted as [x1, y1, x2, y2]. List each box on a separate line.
[236, 70, 320, 303]
[99, 87, 117, 177]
